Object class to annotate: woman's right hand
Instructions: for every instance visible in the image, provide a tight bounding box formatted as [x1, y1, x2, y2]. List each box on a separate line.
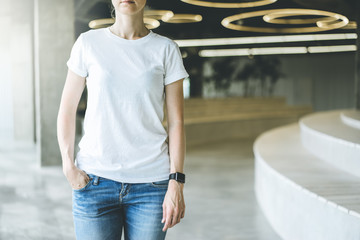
[63, 166, 90, 190]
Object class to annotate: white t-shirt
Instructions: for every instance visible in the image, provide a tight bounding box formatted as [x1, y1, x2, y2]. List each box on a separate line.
[66, 27, 189, 183]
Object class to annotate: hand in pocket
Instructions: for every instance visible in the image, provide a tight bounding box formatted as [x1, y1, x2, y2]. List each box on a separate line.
[64, 167, 90, 190]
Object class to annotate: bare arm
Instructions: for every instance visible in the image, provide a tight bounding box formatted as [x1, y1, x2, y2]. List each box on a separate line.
[57, 69, 89, 189]
[166, 80, 186, 175]
[162, 78, 186, 232]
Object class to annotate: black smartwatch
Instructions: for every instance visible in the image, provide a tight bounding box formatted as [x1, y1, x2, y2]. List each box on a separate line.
[169, 172, 185, 184]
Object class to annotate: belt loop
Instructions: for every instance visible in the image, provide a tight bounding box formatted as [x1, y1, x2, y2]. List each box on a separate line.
[93, 176, 99, 185]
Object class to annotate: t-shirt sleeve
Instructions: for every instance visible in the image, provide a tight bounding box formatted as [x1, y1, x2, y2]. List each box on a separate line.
[164, 41, 189, 85]
[66, 33, 88, 78]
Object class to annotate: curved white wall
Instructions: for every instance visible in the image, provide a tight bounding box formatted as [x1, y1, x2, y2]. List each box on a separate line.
[254, 110, 360, 240]
[300, 110, 360, 178]
[341, 110, 360, 130]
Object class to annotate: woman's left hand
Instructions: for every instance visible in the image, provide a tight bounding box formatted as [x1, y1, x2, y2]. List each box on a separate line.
[162, 180, 185, 232]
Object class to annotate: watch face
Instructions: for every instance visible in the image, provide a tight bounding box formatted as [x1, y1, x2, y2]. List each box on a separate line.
[178, 173, 185, 180]
[170, 172, 185, 183]
[175, 172, 185, 183]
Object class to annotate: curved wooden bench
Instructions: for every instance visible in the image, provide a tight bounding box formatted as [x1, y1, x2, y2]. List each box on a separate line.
[77, 97, 312, 147]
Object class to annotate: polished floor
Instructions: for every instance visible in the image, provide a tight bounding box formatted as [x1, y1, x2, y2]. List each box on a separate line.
[0, 138, 281, 240]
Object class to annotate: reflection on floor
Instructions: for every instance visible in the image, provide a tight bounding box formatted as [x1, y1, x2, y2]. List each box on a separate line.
[0, 138, 280, 240]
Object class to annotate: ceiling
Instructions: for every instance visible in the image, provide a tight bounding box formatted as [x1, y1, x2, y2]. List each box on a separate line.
[74, 0, 358, 48]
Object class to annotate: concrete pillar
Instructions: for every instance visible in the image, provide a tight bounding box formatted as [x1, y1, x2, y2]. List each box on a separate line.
[34, 0, 75, 166]
[11, 0, 36, 143]
[0, 0, 35, 146]
[0, 0, 35, 147]
[0, 0, 14, 144]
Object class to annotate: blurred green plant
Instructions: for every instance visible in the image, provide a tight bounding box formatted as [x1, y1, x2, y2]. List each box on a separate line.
[204, 55, 284, 97]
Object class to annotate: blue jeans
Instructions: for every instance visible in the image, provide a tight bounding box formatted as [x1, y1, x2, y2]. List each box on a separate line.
[72, 172, 168, 240]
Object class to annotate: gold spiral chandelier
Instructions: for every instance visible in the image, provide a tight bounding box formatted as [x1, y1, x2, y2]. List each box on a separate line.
[180, 0, 277, 8]
[89, 17, 160, 29]
[144, 10, 174, 21]
[162, 14, 203, 23]
[221, 9, 349, 33]
[89, 10, 203, 29]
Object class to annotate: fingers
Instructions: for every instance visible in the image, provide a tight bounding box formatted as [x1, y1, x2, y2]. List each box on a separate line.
[71, 170, 90, 190]
[161, 185, 186, 232]
[162, 205, 185, 232]
[81, 173, 91, 187]
[180, 204, 185, 219]
[180, 194, 185, 219]
[81, 170, 90, 181]
[171, 207, 180, 228]
[162, 205, 166, 225]
[176, 213, 181, 226]
[162, 208, 172, 232]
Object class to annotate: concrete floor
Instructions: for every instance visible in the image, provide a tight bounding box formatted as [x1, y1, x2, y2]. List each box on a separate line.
[0, 138, 281, 240]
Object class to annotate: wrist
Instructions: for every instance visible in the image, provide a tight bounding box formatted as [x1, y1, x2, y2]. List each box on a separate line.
[62, 162, 76, 175]
[169, 179, 184, 190]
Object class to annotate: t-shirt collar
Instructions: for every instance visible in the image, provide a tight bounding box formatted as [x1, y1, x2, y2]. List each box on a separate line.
[105, 27, 154, 44]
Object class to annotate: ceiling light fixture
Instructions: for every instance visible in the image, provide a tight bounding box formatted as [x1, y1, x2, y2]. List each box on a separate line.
[341, 21, 357, 29]
[262, 9, 348, 30]
[89, 17, 160, 29]
[144, 18, 161, 29]
[263, 13, 334, 25]
[180, 0, 277, 8]
[199, 47, 308, 57]
[174, 33, 357, 47]
[307, 45, 356, 53]
[162, 14, 202, 23]
[144, 10, 174, 21]
[221, 9, 349, 33]
[88, 18, 115, 29]
[198, 45, 356, 57]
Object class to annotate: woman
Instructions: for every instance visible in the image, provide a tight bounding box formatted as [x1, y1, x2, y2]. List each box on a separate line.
[57, 0, 188, 239]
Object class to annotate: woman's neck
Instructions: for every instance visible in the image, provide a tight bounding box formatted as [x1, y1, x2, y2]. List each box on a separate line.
[110, 11, 150, 40]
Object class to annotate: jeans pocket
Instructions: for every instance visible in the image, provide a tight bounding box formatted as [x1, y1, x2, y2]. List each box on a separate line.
[151, 179, 169, 189]
[72, 177, 93, 192]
